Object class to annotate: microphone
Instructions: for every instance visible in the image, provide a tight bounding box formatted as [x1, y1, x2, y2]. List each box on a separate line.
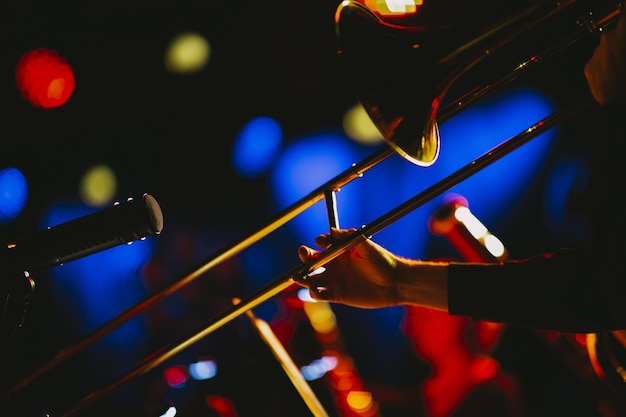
[0, 193, 163, 275]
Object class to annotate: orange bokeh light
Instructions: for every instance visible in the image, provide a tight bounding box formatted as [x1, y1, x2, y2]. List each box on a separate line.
[15, 48, 75, 109]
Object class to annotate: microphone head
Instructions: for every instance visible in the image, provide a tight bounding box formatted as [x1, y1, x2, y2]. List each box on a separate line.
[142, 193, 164, 236]
[0, 193, 165, 274]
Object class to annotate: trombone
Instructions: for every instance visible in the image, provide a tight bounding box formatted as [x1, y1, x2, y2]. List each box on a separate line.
[1, 0, 621, 415]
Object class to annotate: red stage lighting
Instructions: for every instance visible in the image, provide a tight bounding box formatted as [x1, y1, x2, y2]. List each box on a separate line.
[15, 48, 75, 109]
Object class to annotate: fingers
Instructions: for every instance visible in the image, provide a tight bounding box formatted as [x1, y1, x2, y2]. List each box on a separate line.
[296, 228, 358, 291]
[584, 12, 626, 106]
[314, 233, 332, 249]
[299, 227, 360, 265]
[314, 227, 358, 249]
[330, 227, 358, 240]
[296, 245, 330, 292]
[297, 245, 326, 281]
[298, 245, 315, 262]
[309, 285, 333, 302]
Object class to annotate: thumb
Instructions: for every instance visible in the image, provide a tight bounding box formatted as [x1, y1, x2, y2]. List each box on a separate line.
[298, 245, 318, 262]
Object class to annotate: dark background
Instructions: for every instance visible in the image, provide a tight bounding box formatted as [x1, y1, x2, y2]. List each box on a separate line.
[1, 1, 352, 221]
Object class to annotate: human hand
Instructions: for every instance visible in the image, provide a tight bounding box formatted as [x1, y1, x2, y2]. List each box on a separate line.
[294, 227, 402, 309]
[584, 9, 626, 106]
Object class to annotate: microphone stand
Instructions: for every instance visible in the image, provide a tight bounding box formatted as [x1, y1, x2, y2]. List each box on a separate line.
[0, 193, 162, 398]
[0, 270, 35, 377]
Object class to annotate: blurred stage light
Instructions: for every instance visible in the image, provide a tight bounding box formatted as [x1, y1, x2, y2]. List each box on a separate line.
[163, 365, 188, 389]
[303, 299, 337, 335]
[15, 48, 75, 109]
[342, 102, 384, 146]
[346, 390, 375, 413]
[453, 204, 507, 259]
[363, 0, 423, 16]
[435, 86, 557, 223]
[297, 287, 316, 302]
[300, 356, 338, 381]
[269, 131, 363, 239]
[158, 405, 177, 417]
[205, 396, 238, 417]
[165, 32, 211, 74]
[0, 167, 28, 224]
[188, 358, 217, 381]
[232, 116, 283, 178]
[79, 164, 118, 207]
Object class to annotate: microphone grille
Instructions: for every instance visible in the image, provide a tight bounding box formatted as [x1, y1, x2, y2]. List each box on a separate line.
[143, 193, 164, 236]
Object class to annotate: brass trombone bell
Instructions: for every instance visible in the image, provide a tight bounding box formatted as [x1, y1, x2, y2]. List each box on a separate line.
[334, 0, 620, 167]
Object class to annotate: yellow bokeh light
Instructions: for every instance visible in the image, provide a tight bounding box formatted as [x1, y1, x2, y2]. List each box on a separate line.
[365, 0, 423, 15]
[79, 164, 117, 207]
[346, 390, 375, 412]
[303, 301, 337, 334]
[342, 103, 384, 146]
[165, 32, 211, 74]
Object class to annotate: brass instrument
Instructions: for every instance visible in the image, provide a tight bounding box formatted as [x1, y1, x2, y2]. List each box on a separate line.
[1, 0, 622, 415]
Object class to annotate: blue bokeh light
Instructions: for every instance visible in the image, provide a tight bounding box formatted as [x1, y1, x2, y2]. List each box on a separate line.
[0, 167, 28, 224]
[435, 86, 557, 222]
[232, 116, 283, 178]
[266, 86, 557, 260]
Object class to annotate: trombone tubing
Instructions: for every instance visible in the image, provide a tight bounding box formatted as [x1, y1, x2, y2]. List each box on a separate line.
[58, 95, 596, 417]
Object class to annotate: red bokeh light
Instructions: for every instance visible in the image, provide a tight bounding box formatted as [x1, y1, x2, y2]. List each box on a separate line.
[15, 48, 75, 109]
[205, 396, 238, 417]
[163, 365, 187, 388]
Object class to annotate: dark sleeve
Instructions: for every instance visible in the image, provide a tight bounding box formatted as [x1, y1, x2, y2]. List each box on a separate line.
[447, 247, 625, 333]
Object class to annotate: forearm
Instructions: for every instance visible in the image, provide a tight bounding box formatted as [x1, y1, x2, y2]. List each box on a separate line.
[395, 257, 450, 312]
